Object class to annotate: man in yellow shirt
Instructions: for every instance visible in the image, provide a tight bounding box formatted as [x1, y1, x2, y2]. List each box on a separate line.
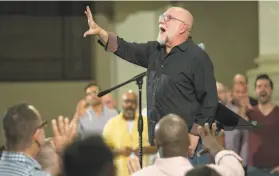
[103, 90, 157, 176]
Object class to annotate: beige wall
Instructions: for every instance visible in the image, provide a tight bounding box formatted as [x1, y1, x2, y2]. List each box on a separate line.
[0, 1, 258, 144]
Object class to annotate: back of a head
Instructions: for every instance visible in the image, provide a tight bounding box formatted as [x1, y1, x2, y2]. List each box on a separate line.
[155, 114, 189, 155]
[185, 166, 221, 176]
[2, 103, 39, 150]
[63, 135, 115, 176]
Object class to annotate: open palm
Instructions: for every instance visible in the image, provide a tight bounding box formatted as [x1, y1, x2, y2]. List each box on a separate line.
[52, 116, 77, 152]
[84, 6, 101, 37]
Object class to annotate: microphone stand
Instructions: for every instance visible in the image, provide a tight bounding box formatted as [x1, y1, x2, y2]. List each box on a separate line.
[98, 72, 147, 168]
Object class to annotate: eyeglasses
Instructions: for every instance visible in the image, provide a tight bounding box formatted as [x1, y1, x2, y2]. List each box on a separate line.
[159, 14, 185, 24]
[37, 120, 47, 129]
[32, 120, 47, 136]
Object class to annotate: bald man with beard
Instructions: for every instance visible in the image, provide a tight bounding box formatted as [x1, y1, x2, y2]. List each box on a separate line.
[103, 91, 157, 176]
[84, 6, 218, 165]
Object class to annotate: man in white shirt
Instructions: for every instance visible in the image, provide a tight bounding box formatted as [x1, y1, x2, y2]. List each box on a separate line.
[128, 114, 244, 176]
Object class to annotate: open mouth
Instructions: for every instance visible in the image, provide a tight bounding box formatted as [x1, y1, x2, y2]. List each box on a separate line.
[159, 25, 166, 33]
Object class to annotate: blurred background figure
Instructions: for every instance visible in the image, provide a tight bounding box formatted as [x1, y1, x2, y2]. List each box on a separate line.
[246, 74, 279, 176]
[224, 83, 249, 171]
[76, 81, 118, 138]
[233, 74, 258, 107]
[216, 82, 229, 106]
[103, 90, 157, 176]
[102, 93, 119, 112]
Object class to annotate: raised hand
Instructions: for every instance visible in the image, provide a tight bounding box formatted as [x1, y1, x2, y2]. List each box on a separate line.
[52, 116, 78, 153]
[83, 6, 102, 37]
[198, 123, 224, 157]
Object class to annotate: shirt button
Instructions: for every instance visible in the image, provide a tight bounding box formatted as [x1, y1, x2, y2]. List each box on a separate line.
[161, 65, 164, 67]
[153, 93, 155, 96]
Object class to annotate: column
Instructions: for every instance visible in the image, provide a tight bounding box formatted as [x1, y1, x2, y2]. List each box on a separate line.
[246, 1, 279, 104]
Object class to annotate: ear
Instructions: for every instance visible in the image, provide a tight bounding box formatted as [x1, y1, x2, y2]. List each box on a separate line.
[179, 23, 188, 34]
[32, 128, 40, 141]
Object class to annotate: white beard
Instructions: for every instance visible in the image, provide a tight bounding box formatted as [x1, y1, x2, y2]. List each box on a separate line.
[157, 33, 168, 45]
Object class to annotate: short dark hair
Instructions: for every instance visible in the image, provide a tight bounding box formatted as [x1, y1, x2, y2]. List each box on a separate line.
[63, 135, 114, 176]
[254, 74, 273, 89]
[84, 81, 101, 92]
[185, 166, 221, 176]
[3, 103, 39, 150]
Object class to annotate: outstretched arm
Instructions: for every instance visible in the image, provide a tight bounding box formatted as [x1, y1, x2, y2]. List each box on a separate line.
[84, 6, 157, 68]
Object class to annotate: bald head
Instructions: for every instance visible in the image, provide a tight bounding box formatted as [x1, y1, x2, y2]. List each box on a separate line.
[158, 7, 194, 46]
[233, 74, 248, 85]
[155, 114, 189, 157]
[168, 7, 193, 30]
[121, 90, 138, 120]
[102, 93, 116, 109]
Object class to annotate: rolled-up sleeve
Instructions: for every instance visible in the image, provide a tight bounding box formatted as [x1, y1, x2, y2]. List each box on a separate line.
[97, 32, 158, 68]
[207, 150, 245, 176]
[190, 52, 218, 135]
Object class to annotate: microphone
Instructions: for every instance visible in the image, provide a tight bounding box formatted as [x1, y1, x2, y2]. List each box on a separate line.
[198, 43, 205, 50]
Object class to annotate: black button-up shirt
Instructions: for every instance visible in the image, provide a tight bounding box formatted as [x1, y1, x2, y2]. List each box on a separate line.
[99, 33, 218, 145]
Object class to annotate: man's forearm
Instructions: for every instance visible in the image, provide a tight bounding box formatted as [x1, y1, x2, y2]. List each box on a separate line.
[143, 146, 158, 154]
[98, 29, 109, 45]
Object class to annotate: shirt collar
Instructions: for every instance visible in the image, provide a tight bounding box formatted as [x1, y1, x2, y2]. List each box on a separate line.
[154, 156, 192, 166]
[177, 36, 193, 52]
[156, 36, 193, 52]
[1, 151, 42, 170]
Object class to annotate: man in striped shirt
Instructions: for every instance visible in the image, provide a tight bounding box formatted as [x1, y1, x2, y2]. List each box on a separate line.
[0, 103, 51, 176]
[0, 103, 77, 176]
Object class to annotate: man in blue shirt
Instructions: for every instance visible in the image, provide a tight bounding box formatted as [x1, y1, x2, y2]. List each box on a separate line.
[0, 103, 51, 176]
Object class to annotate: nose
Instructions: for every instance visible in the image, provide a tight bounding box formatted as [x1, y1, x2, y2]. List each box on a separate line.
[158, 15, 165, 23]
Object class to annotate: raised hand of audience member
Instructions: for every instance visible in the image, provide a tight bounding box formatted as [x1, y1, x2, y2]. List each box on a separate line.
[197, 123, 224, 157]
[198, 123, 224, 157]
[52, 116, 78, 153]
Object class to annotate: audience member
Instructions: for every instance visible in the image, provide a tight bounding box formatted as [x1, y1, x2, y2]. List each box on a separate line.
[0, 103, 77, 176]
[128, 114, 244, 176]
[246, 74, 279, 176]
[103, 90, 157, 176]
[37, 138, 61, 175]
[76, 81, 118, 138]
[233, 74, 258, 106]
[101, 93, 119, 112]
[185, 166, 221, 176]
[0, 103, 50, 176]
[224, 83, 248, 170]
[216, 82, 229, 105]
[63, 135, 115, 176]
[224, 86, 233, 105]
